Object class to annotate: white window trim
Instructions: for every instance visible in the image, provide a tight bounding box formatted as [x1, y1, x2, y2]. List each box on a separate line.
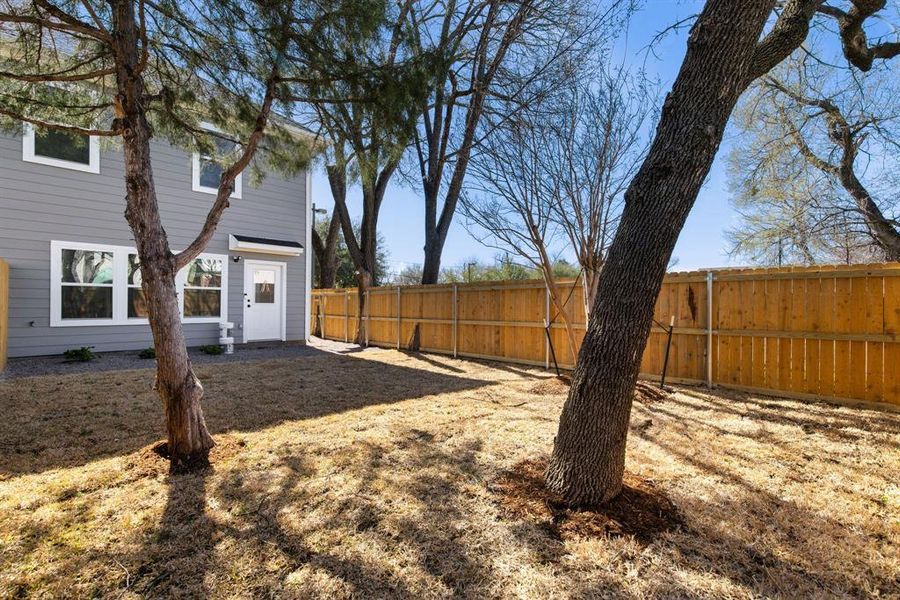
[50, 240, 228, 327]
[191, 122, 242, 199]
[22, 123, 100, 174]
[50, 240, 117, 326]
[180, 256, 228, 324]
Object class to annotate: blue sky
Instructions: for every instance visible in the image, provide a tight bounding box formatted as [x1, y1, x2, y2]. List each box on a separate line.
[309, 1, 740, 274]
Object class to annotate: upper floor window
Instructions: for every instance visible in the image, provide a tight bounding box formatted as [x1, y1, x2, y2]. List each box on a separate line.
[192, 129, 242, 199]
[23, 123, 100, 174]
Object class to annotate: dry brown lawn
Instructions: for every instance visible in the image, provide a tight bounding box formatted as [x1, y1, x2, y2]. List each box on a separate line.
[1, 344, 898, 599]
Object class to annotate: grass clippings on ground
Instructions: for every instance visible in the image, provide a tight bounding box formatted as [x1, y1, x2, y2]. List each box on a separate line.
[1, 341, 898, 598]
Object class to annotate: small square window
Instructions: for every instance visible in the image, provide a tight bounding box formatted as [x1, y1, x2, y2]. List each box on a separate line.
[192, 132, 242, 198]
[61, 286, 113, 320]
[254, 270, 276, 303]
[23, 123, 100, 173]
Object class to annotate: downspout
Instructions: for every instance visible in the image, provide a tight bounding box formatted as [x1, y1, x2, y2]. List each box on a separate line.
[304, 170, 313, 341]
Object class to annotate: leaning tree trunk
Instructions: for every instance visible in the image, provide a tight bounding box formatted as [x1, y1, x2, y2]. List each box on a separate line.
[546, 0, 782, 505]
[546, 280, 579, 363]
[839, 165, 900, 261]
[113, 0, 213, 472]
[536, 240, 578, 361]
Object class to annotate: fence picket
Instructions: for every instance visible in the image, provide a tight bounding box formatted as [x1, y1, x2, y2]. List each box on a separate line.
[311, 263, 900, 409]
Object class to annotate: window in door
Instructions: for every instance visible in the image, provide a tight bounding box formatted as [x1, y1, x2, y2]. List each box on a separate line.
[254, 270, 276, 303]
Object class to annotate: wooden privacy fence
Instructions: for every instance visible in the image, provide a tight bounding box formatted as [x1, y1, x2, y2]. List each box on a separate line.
[0, 258, 8, 372]
[311, 262, 900, 410]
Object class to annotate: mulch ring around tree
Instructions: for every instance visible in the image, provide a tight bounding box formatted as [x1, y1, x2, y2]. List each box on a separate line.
[528, 375, 572, 396]
[124, 435, 247, 477]
[493, 458, 683, 544]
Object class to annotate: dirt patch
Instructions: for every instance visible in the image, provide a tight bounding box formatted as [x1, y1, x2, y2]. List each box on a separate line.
[634, 381, 671, 404]
[494, 458, 683, 544]
[528, 376, 571, 395]
[529, 378, 670, 405]
[124, 435, 247, 477]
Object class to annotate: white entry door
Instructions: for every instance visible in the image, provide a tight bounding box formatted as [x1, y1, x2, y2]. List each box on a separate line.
[243, 260, 286, 342]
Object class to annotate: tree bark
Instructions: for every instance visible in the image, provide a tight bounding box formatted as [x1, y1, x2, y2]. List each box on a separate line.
[546, 0, 784, 505]
[111, 0, 214, 472]
[422, 228, 444, 285]
[840, 170, 900, 261]
[328, 160, 396, 344]
[312, 211, 341, 288]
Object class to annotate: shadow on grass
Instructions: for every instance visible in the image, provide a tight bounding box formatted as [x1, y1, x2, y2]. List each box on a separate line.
[672, 387, 900, 447]
[0, 347, 490, 476]
[125, 426, 890, 598]
[129, 472, 213, 597]
[4, 413, 894, 597]
[123, 433, 503, 598]
[624, 408, 898, 597]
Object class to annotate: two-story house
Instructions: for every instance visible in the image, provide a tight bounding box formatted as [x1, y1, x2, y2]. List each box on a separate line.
[0, 125, 312, 358]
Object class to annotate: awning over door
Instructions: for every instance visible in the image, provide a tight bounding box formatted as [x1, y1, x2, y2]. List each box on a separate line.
[229, 234, 304, 256]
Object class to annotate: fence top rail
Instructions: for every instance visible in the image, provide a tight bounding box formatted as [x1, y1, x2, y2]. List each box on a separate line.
[310, 261, 900, 295]
[667, 261, 900, 278]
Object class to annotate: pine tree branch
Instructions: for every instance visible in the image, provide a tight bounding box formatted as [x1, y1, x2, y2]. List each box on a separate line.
[174, 70, 280, 270]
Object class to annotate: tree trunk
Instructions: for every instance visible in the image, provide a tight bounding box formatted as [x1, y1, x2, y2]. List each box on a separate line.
[422, 231, 443, 285]
[839, 160, 900, 261]
[581, 265, 601, 324]
[329, 157, 397, 345]
[112, 0, 213, 472]
[546, 0, 780, 505]
[546, 280, 579, 362]
[354, 270, 372, 345]
[312, 211, 341, 288]
[536, 245, 578, 361]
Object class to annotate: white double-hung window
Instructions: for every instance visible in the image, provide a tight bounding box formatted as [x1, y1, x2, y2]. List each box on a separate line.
[50, 241, 228, 326]
[182, 257, 225, 321]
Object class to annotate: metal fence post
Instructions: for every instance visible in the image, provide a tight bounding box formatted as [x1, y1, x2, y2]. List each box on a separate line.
[452, 284, 458, 358]
[706, 270, 714, 388]
[397, 286, 401, 349]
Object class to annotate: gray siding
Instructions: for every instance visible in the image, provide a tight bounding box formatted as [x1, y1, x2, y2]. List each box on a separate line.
[0, 132, 309, 357]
